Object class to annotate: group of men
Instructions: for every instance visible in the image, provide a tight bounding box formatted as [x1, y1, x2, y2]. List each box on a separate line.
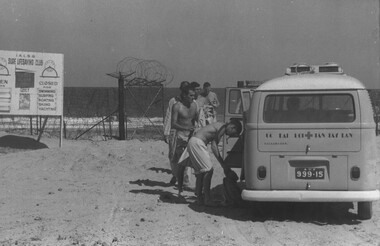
[163, 81, 242, 206]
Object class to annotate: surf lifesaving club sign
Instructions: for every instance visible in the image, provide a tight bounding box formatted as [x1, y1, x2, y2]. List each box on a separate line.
[0, 50, 63, 116]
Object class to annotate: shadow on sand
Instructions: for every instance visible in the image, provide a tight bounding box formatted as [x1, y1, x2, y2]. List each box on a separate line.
[187, 184, 361, 225]
[0, 135, 48, 150]
[129, 178, 362, 225]
[147, 167, 172, 174]
[129, 188, 191, 204]
[129, 179, 173, 188]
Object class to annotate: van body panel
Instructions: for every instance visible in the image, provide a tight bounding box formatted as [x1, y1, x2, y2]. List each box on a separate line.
[257, 74, 366, 91]
[257, 128, 360, 152]
[242, 73, 379, 203]
[241, 190, 380, 202]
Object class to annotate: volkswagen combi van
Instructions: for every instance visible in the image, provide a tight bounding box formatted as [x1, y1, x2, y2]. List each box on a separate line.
[241, 63, 379, 219]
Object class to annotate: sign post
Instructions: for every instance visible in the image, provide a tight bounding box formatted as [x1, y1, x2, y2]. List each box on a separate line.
[0, 50, 64, 146]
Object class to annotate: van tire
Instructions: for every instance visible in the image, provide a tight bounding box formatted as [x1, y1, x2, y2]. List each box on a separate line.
[358, 202, 372, 220]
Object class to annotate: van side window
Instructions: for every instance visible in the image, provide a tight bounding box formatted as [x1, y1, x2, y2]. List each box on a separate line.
[263, 94, 355, 123]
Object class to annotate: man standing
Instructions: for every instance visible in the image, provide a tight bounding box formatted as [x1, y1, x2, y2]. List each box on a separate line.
[177, 119, 242, 206]
[203, 82, 220, 122]
[170, 85, 198, 187]
[191, 81, 207, 128]
[163, 81, 189, 185]
[197, 82, 220, 124]
[163, 81, 189, 143]
[190, 81, 202, 101]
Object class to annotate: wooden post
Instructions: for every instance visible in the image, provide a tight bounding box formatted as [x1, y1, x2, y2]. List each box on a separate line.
[37, 116, 48, 142]
[162, 85, 165, 132]
[60, 116, 63, 147]
[108, 118, 112, 139]
[63, 119, 67, 139]
[30, 116, 33, 135]
[118, 75, 126, 140]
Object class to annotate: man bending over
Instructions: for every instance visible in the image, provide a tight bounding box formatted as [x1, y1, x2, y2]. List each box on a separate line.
[177, 119, 242, 206]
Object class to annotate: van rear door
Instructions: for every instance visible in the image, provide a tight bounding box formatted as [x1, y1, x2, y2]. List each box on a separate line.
[223, 88, 251, 168]
[259, 91, 360, 190]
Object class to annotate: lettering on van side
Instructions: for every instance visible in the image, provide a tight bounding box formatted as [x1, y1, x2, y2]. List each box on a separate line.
[265, 131, 353, 139]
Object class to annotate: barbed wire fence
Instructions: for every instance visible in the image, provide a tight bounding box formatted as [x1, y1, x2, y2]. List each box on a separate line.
[0, 79, 379, 140]
[106, 57, 174, 140]
[0, 57, 174, 141]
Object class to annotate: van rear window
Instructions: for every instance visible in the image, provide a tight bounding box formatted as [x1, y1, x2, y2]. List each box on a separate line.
[263, 94, 355, 123]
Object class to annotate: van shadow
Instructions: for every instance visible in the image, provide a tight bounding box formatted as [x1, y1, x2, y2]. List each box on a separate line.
[128, 177, 361, 225]
[187, 184, 361, 225]
[0, 135, 48, 150]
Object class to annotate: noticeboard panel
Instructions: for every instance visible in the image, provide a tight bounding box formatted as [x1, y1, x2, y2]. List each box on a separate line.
[0, 50, 63, 116]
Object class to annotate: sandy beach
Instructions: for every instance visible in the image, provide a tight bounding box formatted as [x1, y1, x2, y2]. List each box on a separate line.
[0, 132, 380, 246]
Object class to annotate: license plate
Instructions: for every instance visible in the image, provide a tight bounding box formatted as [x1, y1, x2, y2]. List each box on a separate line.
[295, 167, 324, 179]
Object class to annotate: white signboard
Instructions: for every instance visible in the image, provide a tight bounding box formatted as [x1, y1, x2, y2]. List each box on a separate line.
[0, 50, 63, 116]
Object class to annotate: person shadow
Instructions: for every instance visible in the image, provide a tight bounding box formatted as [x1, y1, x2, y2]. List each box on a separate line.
[0, 135, 48, 151]
[147, 167, 172, 174]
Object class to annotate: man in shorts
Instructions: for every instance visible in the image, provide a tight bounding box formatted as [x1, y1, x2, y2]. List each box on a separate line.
[163, 81, 190, 185]
[170, 85, 199, 188]
[177, 119, 242, 206]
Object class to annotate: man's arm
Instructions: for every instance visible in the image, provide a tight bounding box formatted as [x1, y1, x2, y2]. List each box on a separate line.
[163, 101, 174, 139]
[211, 137, 239, 181]
[211, 140, 224, 167]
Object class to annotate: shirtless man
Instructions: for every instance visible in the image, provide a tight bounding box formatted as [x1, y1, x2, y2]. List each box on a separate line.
[170, 86, 198, 186]
[163, 81, 189, 185]
[177, 119, 242, 206]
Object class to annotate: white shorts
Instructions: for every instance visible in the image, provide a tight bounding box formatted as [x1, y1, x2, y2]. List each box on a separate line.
[179, 137, 213, 175]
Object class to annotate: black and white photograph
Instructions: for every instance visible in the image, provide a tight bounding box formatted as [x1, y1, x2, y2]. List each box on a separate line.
[0, 0, 379, 245]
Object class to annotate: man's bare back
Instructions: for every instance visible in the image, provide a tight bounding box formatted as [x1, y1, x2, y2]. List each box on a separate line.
[193, 122, 224, 145]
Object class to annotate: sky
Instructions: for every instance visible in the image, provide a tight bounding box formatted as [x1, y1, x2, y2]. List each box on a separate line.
[0, 0, 379, 88]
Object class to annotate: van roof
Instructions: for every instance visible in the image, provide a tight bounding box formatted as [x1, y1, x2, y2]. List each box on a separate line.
[257, 73, 366, 91]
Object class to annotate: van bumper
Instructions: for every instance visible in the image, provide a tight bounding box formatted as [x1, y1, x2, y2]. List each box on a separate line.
[241, 189, 380, 202]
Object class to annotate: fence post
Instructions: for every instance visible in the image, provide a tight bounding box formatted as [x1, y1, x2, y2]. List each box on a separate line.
[118, 75, 126, 140]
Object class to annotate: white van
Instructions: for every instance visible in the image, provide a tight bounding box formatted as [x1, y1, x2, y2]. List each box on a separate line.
[226, 63, 379, 219]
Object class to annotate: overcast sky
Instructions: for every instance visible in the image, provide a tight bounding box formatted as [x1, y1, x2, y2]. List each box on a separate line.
[0, 0, 379, 88]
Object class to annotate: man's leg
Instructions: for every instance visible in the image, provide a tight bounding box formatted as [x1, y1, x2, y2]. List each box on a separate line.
[195, 173, 204, 205]
[177, 164, 186, 195]
[168, 134, 177, 185]
[169, 159, 179, 185]
[203, 168, 217, 206]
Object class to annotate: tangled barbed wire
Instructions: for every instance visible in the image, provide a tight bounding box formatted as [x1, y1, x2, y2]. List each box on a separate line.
[113, 57, 174, 86]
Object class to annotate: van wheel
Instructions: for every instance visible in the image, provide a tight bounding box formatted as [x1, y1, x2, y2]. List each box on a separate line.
[358, 202, 372, 220]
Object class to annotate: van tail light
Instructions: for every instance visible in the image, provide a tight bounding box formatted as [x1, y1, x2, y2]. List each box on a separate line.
[350, 166, 360, 180]
[257, 166, 267, 180]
